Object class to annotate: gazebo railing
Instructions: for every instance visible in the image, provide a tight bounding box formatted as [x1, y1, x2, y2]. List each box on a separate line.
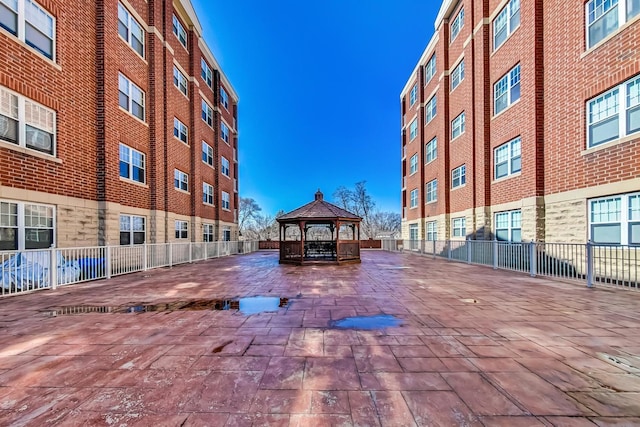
[338, 240, 360, 261]
[304, 240, 336, 259]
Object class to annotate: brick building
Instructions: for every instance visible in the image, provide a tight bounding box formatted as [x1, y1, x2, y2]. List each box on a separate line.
[0, 0, 239, 250]
[400, 0, 640, 244]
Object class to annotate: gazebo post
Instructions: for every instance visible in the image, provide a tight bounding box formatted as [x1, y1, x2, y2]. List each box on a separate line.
[299, 221, 305, 264]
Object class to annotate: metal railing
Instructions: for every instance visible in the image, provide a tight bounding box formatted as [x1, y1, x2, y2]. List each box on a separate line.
[1, 241, 259, 297]
[385, 239, 639, 290]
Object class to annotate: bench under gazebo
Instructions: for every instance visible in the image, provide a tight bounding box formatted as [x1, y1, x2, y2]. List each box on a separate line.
[277, 190, 362, 265]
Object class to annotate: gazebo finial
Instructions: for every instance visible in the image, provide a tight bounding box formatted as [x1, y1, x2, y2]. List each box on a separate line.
[315, 189, 323, 201]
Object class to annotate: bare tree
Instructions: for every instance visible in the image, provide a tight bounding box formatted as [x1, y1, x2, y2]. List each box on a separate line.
[238, 197, 262, 238]
[369, 211, 401, 238]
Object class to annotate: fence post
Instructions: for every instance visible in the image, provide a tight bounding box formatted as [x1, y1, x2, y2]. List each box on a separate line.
[420, 239, 425, 255]
[433, 239, 436, 260]
[493, 239, 498, 270]
[586, 240, 594, 288]
[50, 248, 57, 290]
[106, 246, 112, 279]
[205, 241, 208, 259]
[189, 242, 193, 263]
[169, 243, 173, 267]
[447, 240, 452, 260]
[529, 241, 536, 277]
[466, 239, 472, 264]
[143, 244, 148, 271]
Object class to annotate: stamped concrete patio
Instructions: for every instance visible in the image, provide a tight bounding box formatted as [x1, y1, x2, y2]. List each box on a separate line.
[1, 250, 640, 426]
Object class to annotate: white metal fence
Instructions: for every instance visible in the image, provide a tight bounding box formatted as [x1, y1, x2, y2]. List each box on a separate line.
[385, 239, 639, 290]
[0, 241, 259, 297]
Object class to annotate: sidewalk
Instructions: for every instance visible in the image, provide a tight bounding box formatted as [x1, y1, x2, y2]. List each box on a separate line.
[1, 250, 639, 426]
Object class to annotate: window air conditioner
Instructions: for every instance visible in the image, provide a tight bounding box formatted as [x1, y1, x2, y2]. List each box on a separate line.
[26, 128, 52, 151]
[0, 116, 17, 141]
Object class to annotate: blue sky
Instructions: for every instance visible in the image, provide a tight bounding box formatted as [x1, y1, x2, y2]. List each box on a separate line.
[192, 0, 439, 216]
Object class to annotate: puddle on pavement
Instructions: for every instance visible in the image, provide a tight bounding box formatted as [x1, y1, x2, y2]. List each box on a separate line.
[460, 298, 478, 303]
[330, 314, 403, 330]
[597, 352, 640, 373]
[47, 297, 289, 316]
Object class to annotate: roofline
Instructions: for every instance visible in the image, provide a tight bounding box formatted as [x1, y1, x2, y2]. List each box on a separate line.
[276, 217, 362, 223]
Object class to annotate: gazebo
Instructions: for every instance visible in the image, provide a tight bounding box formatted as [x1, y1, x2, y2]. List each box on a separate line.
[277, 190, 362, 265]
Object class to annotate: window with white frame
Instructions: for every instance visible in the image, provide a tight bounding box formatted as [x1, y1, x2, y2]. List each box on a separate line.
[452, 164, 466, 188]
[118, 73, 145, 121]
[410, 153, 418, 175]
[452, 217, 466, 238]
[451, 60, 464, 91]
[450, 7, 464, 41]
[222, 227, 231, 241]
[221, 87, 229, 110]
[118, 2, 144, 57]
[425, 95, 437, 124]
[409, 118, 418, 140]
[201, 100, 213, 127]
[495, 210, 522, 242]
[494, 137, 521, 179]
[451, 112, 465, 140]
[0, 0, 55, 60]
[203, 182, 214, 205]
[203, 223, 214, 242]
[493, 0, 520, 50]
[494, 64, 521, 115]
[173, 66, 188, 97]
[586, 0, 640, 48]
[221, 122, 230, 143]
[587, 75, 640, 148]
[174, 169, 188, 192]
[589, 192, 640, 245]
[410, 84, 418, 106]
[201, 58, 212, 88]
[202, 141, 213, 166]
[119, 143, 145, 183]
[172, 14, 187, 48]
[175, 220, 188, 239]
[410, 188, 418, 208]
[409, 223, 419, 241]
[0, 200, 54, 250]
[173, 117, 188, 144]
[426, 179, 437, 203]
[427, 221, 437, 241]
[221, 191, 230, 210]
[425, 137, 437, 163]
[425, 54, 436, 84]
[221, 156, 230, 177]
[119, 214, 145, 245]
[0, 86, 56, 155]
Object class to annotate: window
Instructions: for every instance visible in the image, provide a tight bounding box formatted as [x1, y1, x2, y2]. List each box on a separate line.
[587, 75, 640, 148]
[586, 0, 640, 48]
[425, 96, 437, 124]
[409, 224, 419, 241]
[0, 200, 54, 250]
[172, 14, 187, 48]
[410, 154, 418, 175]
[201, 58, 212, 88]
[203, 182, 214, 205]
[494, 137, 521, 180]
[410, 188, 418, 208]
[0, 86, 56, 155]
[118, 2, 144, 57]
[202, 100, 213, 127]
[119, 214, 145, 245]
[174, 169, 188, 192]
[452, 217, 466, 238]
[222, 227, 231, 241]
[221, 156, 230, 177]
[425, 138, 437, 163]
[589, 192, 640, 245]
[119, 143, 145, 183]
[494, 64, 521, 115]
[452, 164, 466, 189]
[426, 179, 437, 203]
[409, 118, 418, 140]
[173, 66, 188, 97]
[451, 60, 465, 91]
[118, 73, 145, 121]
[493, 0, 520, 50]
[0, 0, 55, 60]
[220, 87, 229, 110]
[410, 84, 418, 106]
[202, 141, 213, 166]
[221, 122, 230, 143]
[451, 7, 464, 41]
[451, 112, 465, 140]
[425, 54, 436, 84]
[173, 117, 188, 144]
[495, 210, 522, 242]
[427, 221, 437, 241]
[222, 191, 230, 210]
[203, 223, 214, 242]
[175, 220, 188, 239]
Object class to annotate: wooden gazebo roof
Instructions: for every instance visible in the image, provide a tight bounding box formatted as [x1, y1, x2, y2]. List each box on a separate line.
[277, 190, 361, 222]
